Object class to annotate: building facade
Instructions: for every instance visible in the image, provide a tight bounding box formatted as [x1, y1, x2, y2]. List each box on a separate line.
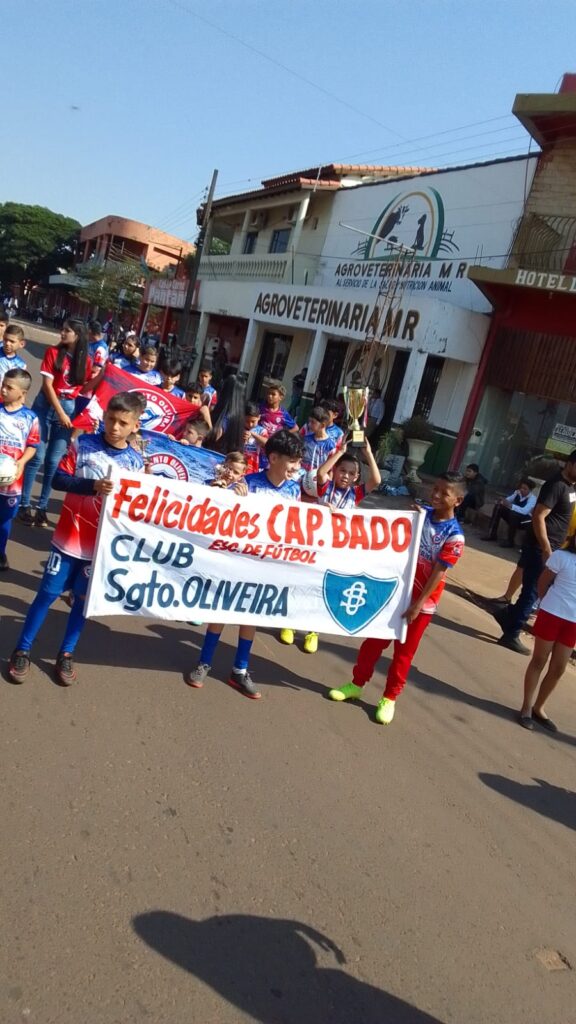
[42, 216, 193, 322]
[192, 156, 535, 467]
[454, 74, 576, 485]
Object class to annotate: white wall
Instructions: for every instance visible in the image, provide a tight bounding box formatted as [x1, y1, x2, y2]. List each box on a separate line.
[317, 155, 538, 312]
[198, 280, 489, 364]
[429, 360, 478, 434]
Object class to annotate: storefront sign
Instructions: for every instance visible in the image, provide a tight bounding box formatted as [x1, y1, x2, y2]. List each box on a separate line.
[319, 156, 537, 312]
[514, 269, 576, 293]
[545, 422, 576, 455]
[86, 473, 423, 639]
[145, 278, 188, 309]
[254, 290, 420, 340]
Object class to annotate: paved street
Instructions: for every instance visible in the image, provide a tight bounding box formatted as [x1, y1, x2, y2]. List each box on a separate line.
[1, 325, 575, 1024]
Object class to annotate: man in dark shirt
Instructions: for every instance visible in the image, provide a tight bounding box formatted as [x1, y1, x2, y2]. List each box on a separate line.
[495, 451, 576, 654]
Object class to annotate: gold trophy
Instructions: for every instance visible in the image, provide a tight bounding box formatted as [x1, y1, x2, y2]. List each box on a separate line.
[342, 384, 369, 447]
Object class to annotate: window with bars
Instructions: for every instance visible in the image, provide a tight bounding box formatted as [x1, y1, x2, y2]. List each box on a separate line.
[413, 356, 445, 420]
[243, 231, 258, 254]
[269, 228, 291, 254]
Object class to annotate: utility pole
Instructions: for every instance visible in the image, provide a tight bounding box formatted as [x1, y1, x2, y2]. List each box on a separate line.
[179, 168, 218, 382]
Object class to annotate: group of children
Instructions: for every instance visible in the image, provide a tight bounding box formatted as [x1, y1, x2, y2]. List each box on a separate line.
[0, 317, 469, 727]
[4, 316, 575, 731]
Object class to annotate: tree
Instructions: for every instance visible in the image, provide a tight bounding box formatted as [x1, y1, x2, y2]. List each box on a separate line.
[181, 236, 229, 276]
[0, 202, 80, 290]
[209, 236, 231, 256]
[73, 258, 146, 316]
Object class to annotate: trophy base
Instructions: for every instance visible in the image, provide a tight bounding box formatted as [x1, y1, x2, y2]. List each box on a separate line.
[349, 430, 365, 448]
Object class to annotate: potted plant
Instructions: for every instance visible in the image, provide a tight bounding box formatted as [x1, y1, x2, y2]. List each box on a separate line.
[401, 415, 436, 482]
[375, 429, 404, 466]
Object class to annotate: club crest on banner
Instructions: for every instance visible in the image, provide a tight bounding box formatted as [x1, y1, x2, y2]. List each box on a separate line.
[133, 387, 178, 432]
[147, 453, 189, 481]
[323, 571, 399, 635]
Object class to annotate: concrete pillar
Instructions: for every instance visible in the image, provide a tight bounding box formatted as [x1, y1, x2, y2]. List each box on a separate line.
[299, 328, 327, 423]
[391, 348, 428, 423]
[286, 195, 311, 284]
[235, 209, 254, 256]
[237, 318, 259, 379]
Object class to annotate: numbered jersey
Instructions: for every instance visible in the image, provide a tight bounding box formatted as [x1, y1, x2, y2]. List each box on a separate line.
[413, 507, 464, 614]
[52, 434, 144, 560]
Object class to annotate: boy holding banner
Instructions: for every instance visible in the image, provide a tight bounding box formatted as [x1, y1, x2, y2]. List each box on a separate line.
[328, 473, 465, 725]
[186, 429, 304, 699]
[8, 392, 146, 687]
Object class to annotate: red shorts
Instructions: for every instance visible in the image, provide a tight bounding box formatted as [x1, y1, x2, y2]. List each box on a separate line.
[533, 609, 576, 649]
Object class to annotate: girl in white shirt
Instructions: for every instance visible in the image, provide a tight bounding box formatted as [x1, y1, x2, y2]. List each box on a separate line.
[519, 533, 576, 731]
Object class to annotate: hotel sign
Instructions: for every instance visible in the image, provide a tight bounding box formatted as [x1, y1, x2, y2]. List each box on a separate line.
[514, 269, 576, 293]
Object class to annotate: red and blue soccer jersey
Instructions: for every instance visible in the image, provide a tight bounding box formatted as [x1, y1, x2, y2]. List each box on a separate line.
[317, 479, 365, 509]
[413, 507, 464, 614]
[245, 470, 301, 501]
[244, 424, 268, 474]
[202, 384, 218, 408]
[88, 339, 109, 370]
[259, 404, 296, 433]
[326, 423, 344, 449]
[40, 346, 93, 398]
[0, 403, 40, 496]
[52, 434, 144, 560]
[0, 349, 27, 386]
[300, 431, 336, 472]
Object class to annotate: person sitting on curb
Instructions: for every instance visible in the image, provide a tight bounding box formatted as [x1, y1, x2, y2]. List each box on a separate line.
[481, 477, 536, 547]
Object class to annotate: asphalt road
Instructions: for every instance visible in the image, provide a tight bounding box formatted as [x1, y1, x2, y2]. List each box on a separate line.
[1, 324, 575, 1024]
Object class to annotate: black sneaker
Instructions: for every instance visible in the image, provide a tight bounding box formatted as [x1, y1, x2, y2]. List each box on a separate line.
[34, 509, 49, 528]
[227, 668, 261, 700]
[0, 553, 8, 571]
[497, 635, 530, 655]
[55, 652, 77, 686]
[186, 662, 210, 688]
[8, 650, 30, 684]
[18, 506, 34, 526]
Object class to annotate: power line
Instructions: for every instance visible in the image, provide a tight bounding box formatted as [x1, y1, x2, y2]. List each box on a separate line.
[163, 0, 408, 141]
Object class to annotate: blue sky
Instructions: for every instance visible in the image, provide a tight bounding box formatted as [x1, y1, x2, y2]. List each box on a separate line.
[4, 0, 575, 239]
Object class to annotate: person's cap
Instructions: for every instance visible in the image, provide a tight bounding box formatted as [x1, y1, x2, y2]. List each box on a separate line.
[125, 330, 137, 339]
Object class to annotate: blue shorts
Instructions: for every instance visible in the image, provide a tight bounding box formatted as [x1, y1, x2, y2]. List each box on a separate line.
[40, 547, 91, 601]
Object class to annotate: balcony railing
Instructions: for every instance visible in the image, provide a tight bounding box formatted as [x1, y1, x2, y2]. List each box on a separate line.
[198, 253, 319, 285]
[508, 213, 576, 272]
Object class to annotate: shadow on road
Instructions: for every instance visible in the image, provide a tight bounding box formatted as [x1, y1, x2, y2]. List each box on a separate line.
[479, 774, 576, 833]
[132, 911, 445, 1024]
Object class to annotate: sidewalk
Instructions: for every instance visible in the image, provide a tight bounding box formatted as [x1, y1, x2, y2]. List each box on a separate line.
[364, 486, 519, 600]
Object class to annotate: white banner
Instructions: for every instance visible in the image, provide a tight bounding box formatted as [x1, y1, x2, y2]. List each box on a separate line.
[86, 473, 424, 640]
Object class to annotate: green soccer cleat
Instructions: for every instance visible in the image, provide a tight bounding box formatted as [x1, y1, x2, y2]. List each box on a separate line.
[375, 697, 396, 725]
[328, 682, 363, 702]
[303, 632, 318, 654]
